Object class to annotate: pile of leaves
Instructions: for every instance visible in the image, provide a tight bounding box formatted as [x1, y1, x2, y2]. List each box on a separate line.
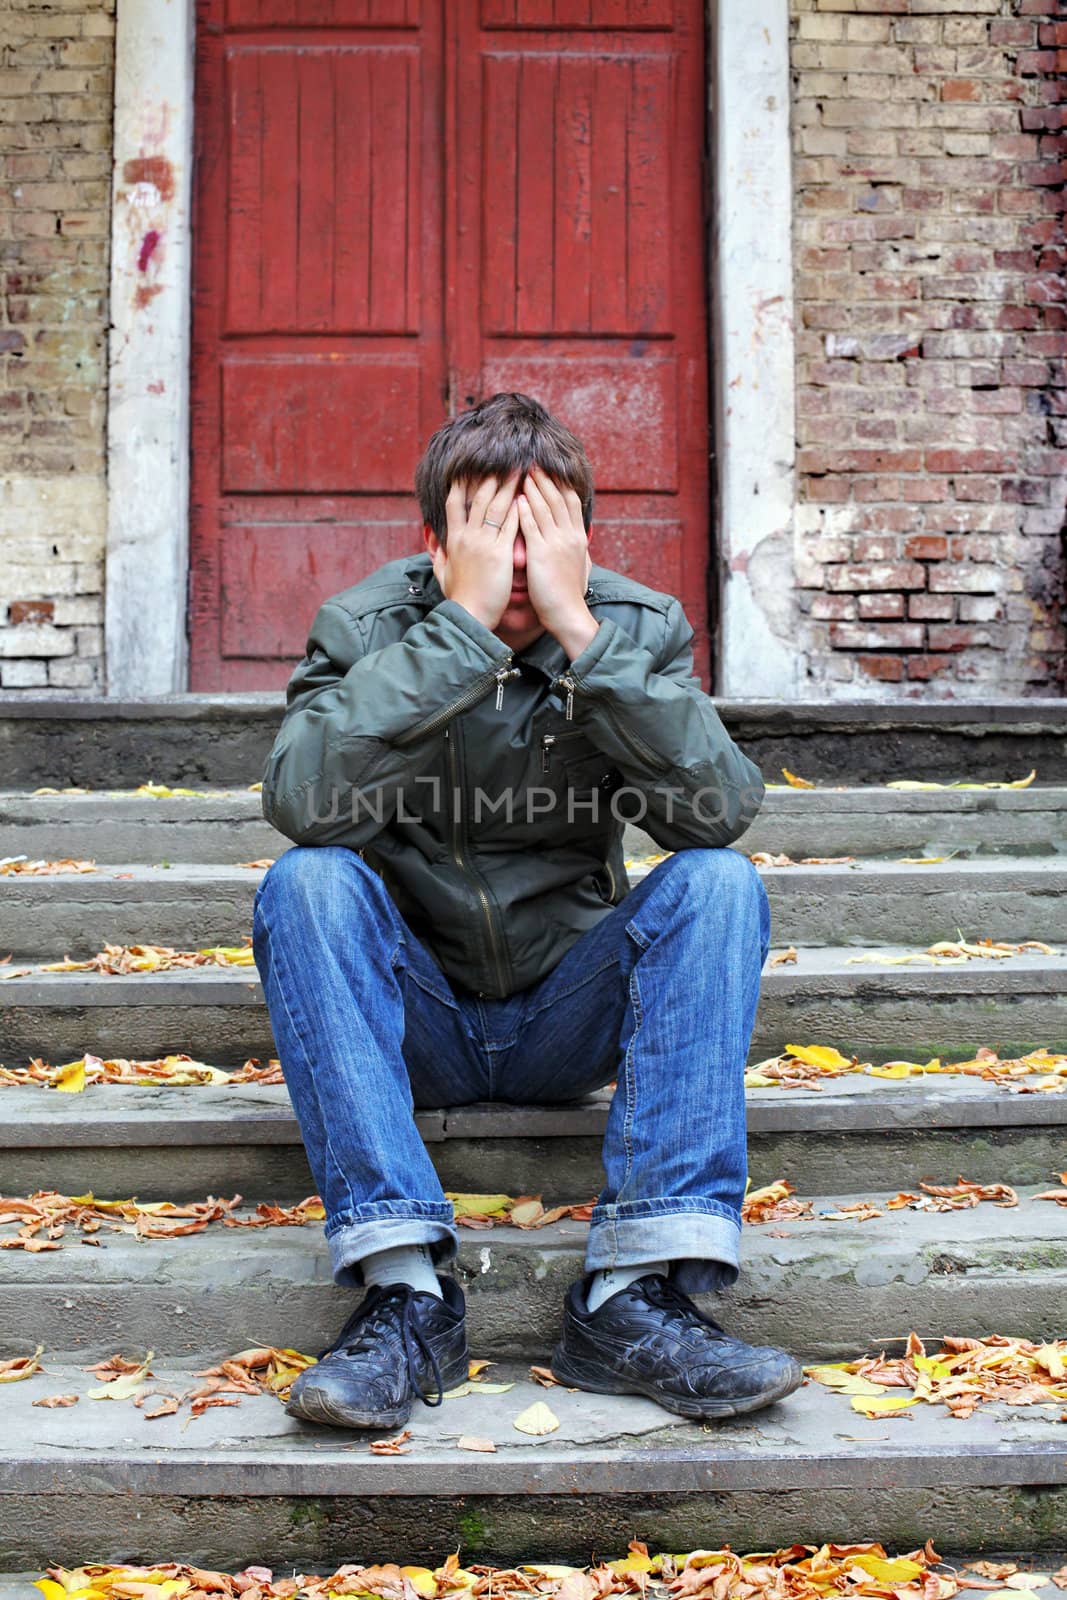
[0, 1052, 284, 1091]
[31, 782, 264, 797]
[34, 1541, 1064, 1600]
[41, 941, 256, 973]
[808, 1331, 1067, 1420]
[770, 769, 1037, 790]
[0, 857, 96, 875]
[745, 1042, 1067, 1092]
[0, 1191, 325, 1252]
[448, 1194, 594, 1229]
[846, 936, 1058, 968]
[741, 1176, 1032, 1226]
[5, 1346, 317, 1418]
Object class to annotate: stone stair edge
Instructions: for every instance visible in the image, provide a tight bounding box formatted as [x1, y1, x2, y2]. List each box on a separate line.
[1, 1371, 1066, 1497]
[1, 1076, 1065, 1147]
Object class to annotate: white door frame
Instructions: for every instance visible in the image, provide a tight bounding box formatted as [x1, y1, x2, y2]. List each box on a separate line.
[103, 0, 798, 696]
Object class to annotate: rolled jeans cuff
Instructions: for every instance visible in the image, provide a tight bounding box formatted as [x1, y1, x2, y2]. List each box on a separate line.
[584, 1198, 741, 1295]
[325, 1201, 459, 1287]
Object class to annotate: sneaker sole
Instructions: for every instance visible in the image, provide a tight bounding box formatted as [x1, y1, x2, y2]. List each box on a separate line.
[549, 1347, 805, 1421]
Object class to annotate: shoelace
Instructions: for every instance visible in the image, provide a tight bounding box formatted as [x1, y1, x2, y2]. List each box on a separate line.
[637, 1274, 728, 1340]
[320, 1283, 448, 1407]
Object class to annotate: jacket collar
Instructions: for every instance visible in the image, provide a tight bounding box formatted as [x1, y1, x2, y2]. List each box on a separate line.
[402, 552, 575, 680]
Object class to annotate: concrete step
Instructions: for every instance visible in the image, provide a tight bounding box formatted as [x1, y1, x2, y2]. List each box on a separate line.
[2, 857, 1065, 957]
[3, 785, 1066, 865]
[1, 946, 1063, 1069]
[4, 694, 1067, 784]
[0, 1361, 1065, 1565]
[1, 1075, 1064, 1199]
[1, 1188, 1063, 1364]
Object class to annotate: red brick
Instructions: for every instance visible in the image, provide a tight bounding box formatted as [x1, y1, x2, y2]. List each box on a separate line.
[810, 594, 858, 621]
[924, 448, 1012, 473]
[857, 593, 906, 619]
[858, 654, 904, 682]
[904, 535, 949, 560]
[942, 81, 980, 103]
[909, 594, 956, 621]
[829, 622, 924, 650]
[928, 563, 1001, 593]
[8, 598, 54, 625]
[906, 656, 956, 681]
[825, 561, 926, 593]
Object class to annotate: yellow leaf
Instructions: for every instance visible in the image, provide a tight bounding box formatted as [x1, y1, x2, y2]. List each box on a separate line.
[782, 768, 815, 789]
[513, 1400, 560, 1435]
[509, 1200, 545, 1227]
[806, 1366, 887, 1397]
[52, 1059, 86, 1093]
[87, 1351, 153, 1400]
[468, 1360, 492, 1379]
[784, 1043, 854, 1071]
[867, 1062, 921, 1080]
[849, 1556, 925, 1583]
[0, 1344, 44, 1382]
[35, 1581, 69, 1600]
[850, 1393, 920, 1416]
[886, 780, 945, 791]
[608, 1555, 656, 1575]
[446, 1193, 513, 1218]
[400, 1570, 437, 1597]
[1036, 1346, 1066, 1380]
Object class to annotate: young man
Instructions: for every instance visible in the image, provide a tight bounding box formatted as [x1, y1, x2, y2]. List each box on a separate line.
[253, 392, 803, 1432]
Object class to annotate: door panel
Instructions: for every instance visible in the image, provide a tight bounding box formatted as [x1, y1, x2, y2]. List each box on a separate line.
[189, 0, 709, 688]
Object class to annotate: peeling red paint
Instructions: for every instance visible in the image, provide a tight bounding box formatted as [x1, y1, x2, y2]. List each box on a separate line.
[123, 155, 175, 203]
[147, 379, 166, 395]
[137, 230, 161, 273]
[134, 283, 164, 310]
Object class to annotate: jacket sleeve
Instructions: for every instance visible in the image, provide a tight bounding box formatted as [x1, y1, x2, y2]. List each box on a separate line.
[561, 597, 765, 850]
[261, 595, 515, 848]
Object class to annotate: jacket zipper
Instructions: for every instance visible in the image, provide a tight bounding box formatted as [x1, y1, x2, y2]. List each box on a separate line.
[444, 722, 510, 997]
[394, 657, 519, 748]
[540, 728, 592, 772]
[552, 671, 673, 775]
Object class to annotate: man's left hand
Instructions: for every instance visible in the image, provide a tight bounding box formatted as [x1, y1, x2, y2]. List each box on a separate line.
[517, 466, 599, 662]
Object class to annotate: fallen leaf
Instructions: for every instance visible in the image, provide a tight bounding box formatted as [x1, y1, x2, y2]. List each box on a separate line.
[32, 1393, 78, 1408]
[87, 1351, 154, 1400]
[513, 1400, 560, 1435]
[457, 1435, 496, 1452]
[529, 1365, 561, 1388]
[369, 1429, 412, 1455]
[0, 1345, 44, 1382]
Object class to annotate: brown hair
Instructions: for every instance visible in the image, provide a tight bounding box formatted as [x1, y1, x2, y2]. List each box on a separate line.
[414, 392, 594, 544]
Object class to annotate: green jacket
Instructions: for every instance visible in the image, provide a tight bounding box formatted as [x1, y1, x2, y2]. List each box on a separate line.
[261, 551, 766, 999]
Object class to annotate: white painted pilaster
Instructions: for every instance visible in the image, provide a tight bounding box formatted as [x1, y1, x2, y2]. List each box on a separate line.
[711, 0, 804, 697]
[104, 0, 196, 695]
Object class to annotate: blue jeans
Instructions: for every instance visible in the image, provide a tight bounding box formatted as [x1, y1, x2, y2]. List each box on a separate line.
[251, 846, 770, 1296]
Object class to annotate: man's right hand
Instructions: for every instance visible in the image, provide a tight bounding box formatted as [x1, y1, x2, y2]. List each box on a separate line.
[433, 473, 521, 631]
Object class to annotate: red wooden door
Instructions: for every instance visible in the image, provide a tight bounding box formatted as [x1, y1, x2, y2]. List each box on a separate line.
[189, 0, 710, 689]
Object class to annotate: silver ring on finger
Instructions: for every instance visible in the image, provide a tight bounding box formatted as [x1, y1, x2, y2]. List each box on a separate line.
[484, 518, 502, 528]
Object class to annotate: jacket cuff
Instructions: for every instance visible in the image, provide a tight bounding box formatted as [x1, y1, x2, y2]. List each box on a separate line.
[567, 616, 654, 695]
[432, 598, 515, 666]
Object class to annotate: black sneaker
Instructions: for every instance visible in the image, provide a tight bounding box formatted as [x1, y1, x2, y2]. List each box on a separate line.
[551, 1273, 803, 1420]
[286, 1277, 469, 1430]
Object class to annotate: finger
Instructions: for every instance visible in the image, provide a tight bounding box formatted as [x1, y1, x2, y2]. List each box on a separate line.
[522, 472, 553, 534]
[531, 465, 567, 520]
[515, 492, 541, 542]
[563, 485, 585, 527]
[444, 479, 467, 538]
[483, 468, 521, 530]
[469, 475, 500, 525]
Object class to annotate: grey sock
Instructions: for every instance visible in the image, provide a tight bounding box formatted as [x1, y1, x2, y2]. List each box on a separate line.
[585, 1261, 668, 1313]
[361, 1243, 443, 1298]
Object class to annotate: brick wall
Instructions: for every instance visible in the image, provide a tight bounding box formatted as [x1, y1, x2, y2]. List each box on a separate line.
[0, 0, 113, 690]
[791, 0, 1066, 695]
